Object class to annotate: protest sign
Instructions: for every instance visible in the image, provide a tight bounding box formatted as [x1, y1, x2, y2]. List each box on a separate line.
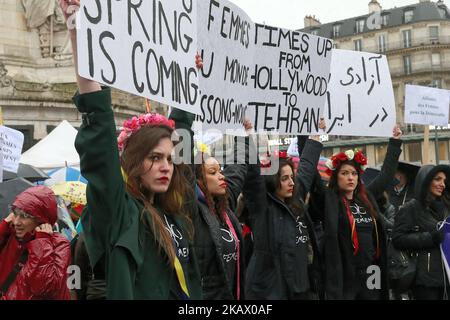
[325, 49, 396, 137]
[196, 0, 333, 135]
[0, 126, 24, 173]
[405, 84, 450, 126]
[77, 0, 332, 135]
[77, 0, 200, 114]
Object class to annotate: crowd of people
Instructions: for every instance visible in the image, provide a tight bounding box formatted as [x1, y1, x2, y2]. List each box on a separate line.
[0, 0, 448, 300]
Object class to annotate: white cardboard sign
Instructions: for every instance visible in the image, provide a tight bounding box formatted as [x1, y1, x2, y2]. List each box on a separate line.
[0, 126, 24, 173]
[325, 49, 396, 137]
[405, 84, 450, 126]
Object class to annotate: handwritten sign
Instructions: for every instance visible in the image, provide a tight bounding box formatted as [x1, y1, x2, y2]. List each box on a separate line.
[405, 84, 450, 126]
[196, 0, 332, 134]
[325, 49, 396, 137]
[0, 126, 24, 173]
[77, 0, 200, 114]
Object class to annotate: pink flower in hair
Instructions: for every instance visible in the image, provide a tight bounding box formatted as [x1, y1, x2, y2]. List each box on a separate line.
[117, 113, 175, 154]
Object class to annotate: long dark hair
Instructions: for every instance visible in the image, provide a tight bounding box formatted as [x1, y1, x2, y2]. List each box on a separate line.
[120, 125, 193, 266]
[194, 152, 229, 223]
[265, 158, 304, 217]
[328, 160, 378, 220]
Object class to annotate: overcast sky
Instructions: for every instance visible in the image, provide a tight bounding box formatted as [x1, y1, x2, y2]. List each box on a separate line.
[228, 0, 450, 30]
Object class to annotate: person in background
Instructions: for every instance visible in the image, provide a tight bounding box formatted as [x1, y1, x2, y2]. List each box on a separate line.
[392, 165, 450, 300]
[0, 186, 71, 300]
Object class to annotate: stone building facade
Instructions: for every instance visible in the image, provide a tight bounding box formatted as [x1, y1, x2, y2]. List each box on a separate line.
[0, 0, 165, 151]
[301, 0, 450, 166]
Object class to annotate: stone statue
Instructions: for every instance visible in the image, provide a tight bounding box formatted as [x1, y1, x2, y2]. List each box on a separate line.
[21, 0, 71, 60]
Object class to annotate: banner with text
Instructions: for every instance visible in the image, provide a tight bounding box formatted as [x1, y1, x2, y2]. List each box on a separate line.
[405, 84, 450, 126]
[77, 0, 200, 114]
[325, 49, 396, 137]
[0, 126, 24, 173]
[196, 0, 332, 135]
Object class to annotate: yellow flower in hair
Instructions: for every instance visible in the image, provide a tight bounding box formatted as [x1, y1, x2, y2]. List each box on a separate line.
[195, 141, 210, 155]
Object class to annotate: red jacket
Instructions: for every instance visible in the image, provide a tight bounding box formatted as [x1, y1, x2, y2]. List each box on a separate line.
[0, 220, 71, 300]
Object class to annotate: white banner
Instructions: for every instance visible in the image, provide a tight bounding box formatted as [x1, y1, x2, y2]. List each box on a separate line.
[325, 49, 396, 137]
[77, 0, 200, 114]
[196, 0, 332, 134]
[77, 0, 332, 135]
[404, 84, 450, 126]
[0, 126, 24, 173]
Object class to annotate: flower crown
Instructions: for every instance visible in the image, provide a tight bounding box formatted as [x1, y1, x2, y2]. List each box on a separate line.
[117, 113, 175, 153]
[325, 149, 368, 176]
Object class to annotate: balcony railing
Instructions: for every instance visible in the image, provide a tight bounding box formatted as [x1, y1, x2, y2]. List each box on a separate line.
[389, 63, 450, 77]
[353, 36, 450, 54]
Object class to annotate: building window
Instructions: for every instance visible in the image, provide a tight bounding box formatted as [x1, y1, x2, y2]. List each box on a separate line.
[403, 56, 412, 75]
[381, 14, 389, 26]
[310, 29, 319, 36]
[439, 141, 449, 162]
[354, 39, 362, 51]
[333, 24, 341, 38]
[429, 26, 439, 41]
[404, 10, 414, 23]
[10, 125, 35, 152]
[431, 79, 442, 88]
[403, 30, 412, 48]
[356, 19, 365, 33]
[431, 53, 441, 66]
[378, 34, 387, 52]
[407, 142, 422, 163]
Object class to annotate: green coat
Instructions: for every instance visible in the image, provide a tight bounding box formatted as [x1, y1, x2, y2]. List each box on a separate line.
[73, 88, 202, 299]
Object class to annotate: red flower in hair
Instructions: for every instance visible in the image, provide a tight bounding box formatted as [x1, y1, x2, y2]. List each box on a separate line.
[278, 151, 288, 159]
[354, 151, 368, 166]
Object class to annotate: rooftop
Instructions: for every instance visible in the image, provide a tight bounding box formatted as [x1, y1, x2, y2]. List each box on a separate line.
[300, 1, 450, 39]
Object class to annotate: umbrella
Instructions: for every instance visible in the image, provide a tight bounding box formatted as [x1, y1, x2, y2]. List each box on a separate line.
[3, 163, 50, 182]
[54, 196, 78, 241]
[362, 167, 381, 186]
[45, 166, 87, 185]
[0, 178, 34, 219]
[50, 181, 86, 205]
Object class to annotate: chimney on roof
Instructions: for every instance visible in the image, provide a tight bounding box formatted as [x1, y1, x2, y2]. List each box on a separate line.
[419, 0, 430, 2]
[304, 15, 321, 28]
[369, 0, 382, 14]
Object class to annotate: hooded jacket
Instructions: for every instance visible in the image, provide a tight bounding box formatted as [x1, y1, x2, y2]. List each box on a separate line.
[0, 187, 71, 300]
[392, 165, 450, 288]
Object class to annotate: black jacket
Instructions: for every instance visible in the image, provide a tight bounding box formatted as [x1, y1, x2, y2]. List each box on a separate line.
[193, 148, 247, 299]
[388, 184, 414, 213]
[392, 164, 450, 288]
[243, 138, 323, 299]
[316, 138, 402, 300]
[169, 109, 247, 300]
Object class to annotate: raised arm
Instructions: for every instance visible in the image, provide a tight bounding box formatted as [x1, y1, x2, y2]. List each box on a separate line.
[296, 119, 325, 201]
[367, 125, 403, 196]
[242, 135, 267, 229]
[60, 0, 101, 94]
[61, 0, 128, 267]
[223, 121, 254, 212]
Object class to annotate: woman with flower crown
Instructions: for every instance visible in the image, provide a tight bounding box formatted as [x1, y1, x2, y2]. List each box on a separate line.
[60, 0, 201, 299]
[318, 125, 403, 300]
